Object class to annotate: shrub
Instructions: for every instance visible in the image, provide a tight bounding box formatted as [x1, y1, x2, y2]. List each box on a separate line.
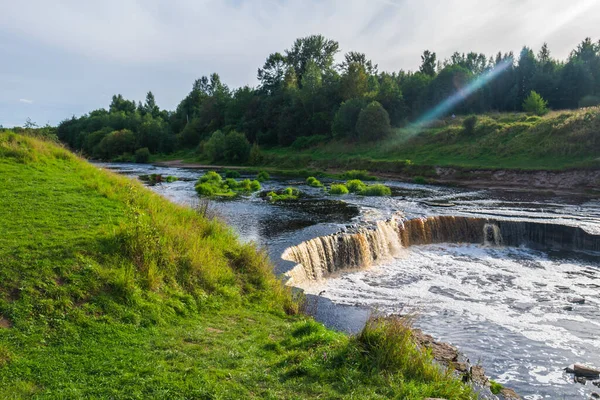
[306, 176, 323, 187]
[134, 147, 151, 163]
[412, 176, 428, 184]
[165, 176, 178, 183]
[225, 170, 241, 178]
[522, 90, 548, 116]
[579, 95, 600, 108]
[196, 171, 260, 198]
[199, 171, 222, 184]
[204, 130, 227, 162]
[329, 184, 349, 195]
[291, 135, 327, 150]
[267, 187, 300, 202]
[360, 184, 392, 196]
[341, 170, 377, 181]
[490, 380, 503, 395]
[332, 98, 367, 139]
[96, 129, 136, 159]
[356, 101, 392, 142]
[346, 179, 367, 193]
[462, 115, 477, 136]
[257, 171, 270, 182]
[223, 130, 251, 163]
[248, 142, 264, 165]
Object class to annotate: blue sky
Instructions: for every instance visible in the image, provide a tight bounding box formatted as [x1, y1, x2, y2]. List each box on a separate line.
[1, 0, 599, 127]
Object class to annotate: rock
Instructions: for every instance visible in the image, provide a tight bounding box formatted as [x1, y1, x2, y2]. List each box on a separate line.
[563, 306, 574, 311]
[576, 376, 587, 384]
[569, 297, 586, 304]
[500, 387, 522, 399]
[470, 365, 489, 386]
[593, 380, 600, 388]
[574, 364, 600, 377]
[453, 361, 469, 373]
[590, 393, 600, 399]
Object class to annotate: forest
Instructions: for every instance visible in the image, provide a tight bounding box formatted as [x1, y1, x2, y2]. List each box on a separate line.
[55, 35, 600, 163]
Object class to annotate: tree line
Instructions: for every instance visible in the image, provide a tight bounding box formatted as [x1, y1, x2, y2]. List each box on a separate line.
[57, 35, 600, 161]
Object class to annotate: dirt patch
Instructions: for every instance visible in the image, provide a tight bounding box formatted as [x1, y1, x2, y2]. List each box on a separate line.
[206, 327, 224, 334]
[0, 316, 13, 329]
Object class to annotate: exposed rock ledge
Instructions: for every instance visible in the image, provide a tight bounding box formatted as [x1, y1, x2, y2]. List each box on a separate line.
[413, 329, 521, 400]
[434, 167, 600, 192]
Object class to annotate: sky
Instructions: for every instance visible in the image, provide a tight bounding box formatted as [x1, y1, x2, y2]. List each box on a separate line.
[1, 0, 599, 127]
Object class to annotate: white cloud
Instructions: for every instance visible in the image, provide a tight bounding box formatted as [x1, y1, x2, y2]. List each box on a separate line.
[19, 98, 33, 104]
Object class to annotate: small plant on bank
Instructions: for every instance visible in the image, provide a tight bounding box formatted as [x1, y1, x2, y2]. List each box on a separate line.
[462, 115, 478, 136]
[329, 184, 349, 195]
[341, 170, 377, 181]
[306, 176, 323, 187]
[134, 147, 151, 163]
[490, 380, 503, 395]
[195, 171, 260, 198]
[257, 171, 270, 182]
[522, 90, 548, 116]
[412, 176, 428, 184]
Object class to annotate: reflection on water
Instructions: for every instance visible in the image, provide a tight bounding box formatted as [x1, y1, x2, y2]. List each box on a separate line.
[97, 162, 600, 399]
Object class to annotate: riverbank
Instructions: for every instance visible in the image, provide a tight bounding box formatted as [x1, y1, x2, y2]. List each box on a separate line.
[0, 132, 475, 399]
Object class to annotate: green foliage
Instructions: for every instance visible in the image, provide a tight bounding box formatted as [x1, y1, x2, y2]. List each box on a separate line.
[195, 171, 260, 198]
[329, 184, 349, 195]
[579, 95, 600, 108]
[96, 129, 136, 159]
[224, 169, 241, 178]
[356, 101, 392, 142]
[256, 171, 270, 182]
[267, 187, 300, 202]
[341, 170, 377, 181]
[291, 135, 327, 150]
[360, 184, 392, 196]
[332, 98, 367, 139]
[306, 176, 323, 187]
[462, 115, 478, 136]
[346, 179, 367, 193]
[522, 90, 549, 115]
[412, 176, 428, 184]
[204, 130, 251, 163]
[248, 142, 264, 165]
[134, 147, 151, 163]
[490, 380, 503, 395]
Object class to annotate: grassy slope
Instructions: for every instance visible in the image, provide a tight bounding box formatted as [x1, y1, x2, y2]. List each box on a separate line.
[257, 107, 600, 172]
[0, 132, 473, 399]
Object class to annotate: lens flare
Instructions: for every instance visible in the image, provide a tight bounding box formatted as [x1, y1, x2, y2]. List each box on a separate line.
[407, 59, 512, 132]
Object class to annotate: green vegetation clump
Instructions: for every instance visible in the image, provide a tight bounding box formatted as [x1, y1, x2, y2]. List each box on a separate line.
[195, 171, 260, 198]
[134, 147, 151, 163]
[522, 90, 548, 116]
[204, 130, 251, 164]
[356, 101, 392, 142]
[490, 380, 503, 395]
[291, 135, 327, 150]
[306, 176, 323, 187]
[341, 170, 377, 181]
[360, 184, 392, 196]
[346, 179, 367, 193]
[139, 173, 165, 185]
[267, 187, 300, 202]
[0, 132, 473, 399]
[165, 176, 178, 183]
[462, 115, 478, 136]
[257, 170, 270, 182]
[329, 184, 349, 195]
[412, 176, 428, 184]
[224, 169, 241, 178]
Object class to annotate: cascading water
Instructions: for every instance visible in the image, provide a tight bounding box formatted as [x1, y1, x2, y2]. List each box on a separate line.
[283, 216, 600, 285]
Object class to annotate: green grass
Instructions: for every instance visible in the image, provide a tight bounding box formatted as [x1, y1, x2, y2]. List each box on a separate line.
[0, 132, 474, 399]
[259, 108, 600, 171]
[329, 184, 350, 195]
[195, 171, 261, 198]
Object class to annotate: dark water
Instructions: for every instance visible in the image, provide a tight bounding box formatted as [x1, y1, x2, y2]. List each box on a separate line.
[98, 162, 600, 399]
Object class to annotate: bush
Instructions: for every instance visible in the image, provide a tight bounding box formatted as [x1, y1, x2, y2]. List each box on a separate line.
[522, 90, 548, 116]
[332, 98, 367, 139]
[223, 131, 251, 163]
[329, 184, 349, 195]
[346, 179, 367, 193]
[412, 176, 428, 184]
[248, 142, 264, 165]
[195, 172, 260, 198]
[462, 115, 477, 136]
[267, 187, 300, 202]
[490, 380, 503, 395]
[360, 184, 392, 196]
[356, 101, 392, 142]
[199, 171, 222, 184]
[257, 171, 270, 182]
[291, 135, 327, 150]
[225, 170, 241, 178]
[134, 147, 151, 163]
[96, 129, 136, 159]
[306, 176, 323, 187]
[341, 170, 377, 181]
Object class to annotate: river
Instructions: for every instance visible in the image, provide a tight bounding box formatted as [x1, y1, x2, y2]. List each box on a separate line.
[98, 162, 600, 399]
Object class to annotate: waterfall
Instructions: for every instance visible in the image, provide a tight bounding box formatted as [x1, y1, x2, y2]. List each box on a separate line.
[283, 216, 600, 285]
[483, 223, 503, 246]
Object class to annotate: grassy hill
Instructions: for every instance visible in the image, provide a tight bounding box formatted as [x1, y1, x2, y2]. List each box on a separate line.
[255, 107, 600, 173]
[0, 132, 473, 399]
